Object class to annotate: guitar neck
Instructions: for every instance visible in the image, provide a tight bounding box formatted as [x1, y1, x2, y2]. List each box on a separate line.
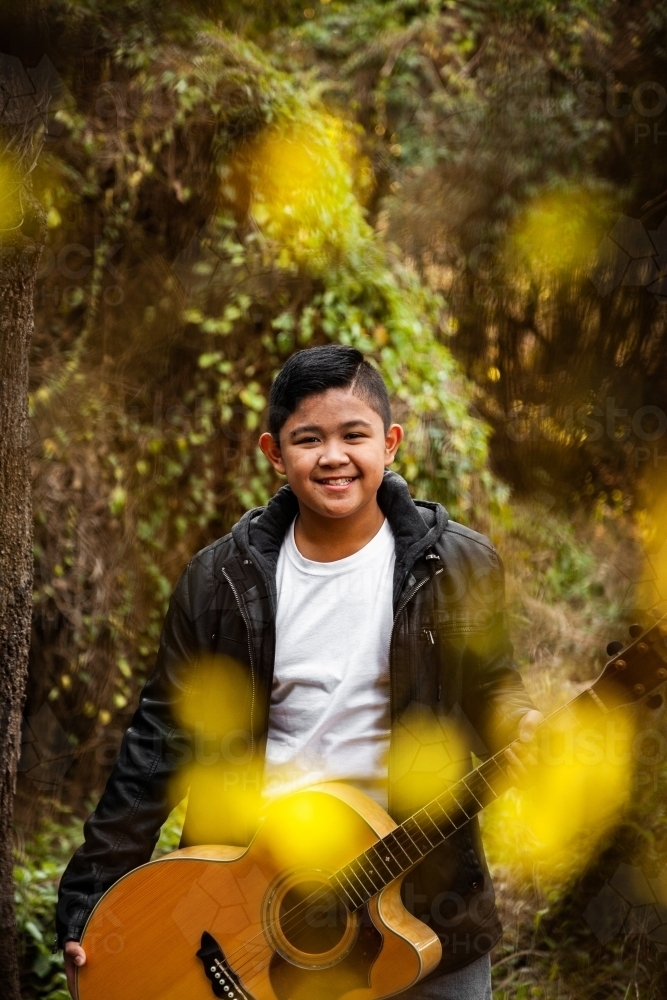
[328, 687, 610, 910]
[331, 615, 667, 910]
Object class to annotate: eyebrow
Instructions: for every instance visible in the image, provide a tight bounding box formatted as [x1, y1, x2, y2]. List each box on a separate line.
[289, 419, 373, 438]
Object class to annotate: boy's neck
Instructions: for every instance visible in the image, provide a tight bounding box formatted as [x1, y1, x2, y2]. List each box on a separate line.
[293, 497, 385, 563]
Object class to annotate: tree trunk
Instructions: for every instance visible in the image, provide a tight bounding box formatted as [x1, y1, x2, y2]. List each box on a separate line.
[0, 196, 45, 998]
[0, 9, 59, 992]
[0, 8, 52, 992]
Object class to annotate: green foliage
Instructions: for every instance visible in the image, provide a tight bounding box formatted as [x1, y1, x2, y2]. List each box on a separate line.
[28, 0, 503, 766]
[19, 2, 667, 995]
[544, 539, 596, 602]
[506, 505, 598, 604]
[15, 815, 83, 1000]
[278, 0, 667, 506]
[151, 801, 187, 858]
[282, 0, 611, 194]
[485, 744, 667, 999]
[481, 504, 667, 999]
[13, 803, 185, 1000]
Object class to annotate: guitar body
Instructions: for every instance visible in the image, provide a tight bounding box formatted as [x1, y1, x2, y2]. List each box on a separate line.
[76, 617, 667, 1000]
[77, 783, 441, 1000]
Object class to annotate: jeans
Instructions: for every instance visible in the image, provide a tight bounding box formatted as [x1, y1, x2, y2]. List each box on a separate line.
[397, 953, 492, 1000]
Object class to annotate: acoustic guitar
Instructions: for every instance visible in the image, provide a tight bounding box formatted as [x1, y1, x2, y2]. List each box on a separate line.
[76, 618, 667, 1000]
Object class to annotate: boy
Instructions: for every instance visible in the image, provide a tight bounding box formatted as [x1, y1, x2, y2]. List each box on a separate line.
[58, 344, 541, 999]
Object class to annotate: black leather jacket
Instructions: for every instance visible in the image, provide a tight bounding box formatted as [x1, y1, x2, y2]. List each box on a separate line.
[57, 472, 534, 974]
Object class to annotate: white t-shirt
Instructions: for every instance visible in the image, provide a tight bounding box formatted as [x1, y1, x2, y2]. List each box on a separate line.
[263, 517, 396, 809]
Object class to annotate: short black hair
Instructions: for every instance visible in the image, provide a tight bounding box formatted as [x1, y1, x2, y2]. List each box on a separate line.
[268, 344, 391, 441]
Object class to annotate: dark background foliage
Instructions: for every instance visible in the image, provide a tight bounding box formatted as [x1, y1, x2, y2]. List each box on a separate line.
[10, 1, 667, 997]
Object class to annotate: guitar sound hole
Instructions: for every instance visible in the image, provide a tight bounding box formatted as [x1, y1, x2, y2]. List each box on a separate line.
[278, 881, 349, 955]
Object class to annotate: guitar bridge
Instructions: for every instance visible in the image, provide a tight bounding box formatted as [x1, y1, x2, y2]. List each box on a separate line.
[196, 931, 254, 1000]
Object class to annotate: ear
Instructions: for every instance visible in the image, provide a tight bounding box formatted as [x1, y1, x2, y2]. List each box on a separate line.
[384, 423, 404, 465]
[259, 431, 287, 475]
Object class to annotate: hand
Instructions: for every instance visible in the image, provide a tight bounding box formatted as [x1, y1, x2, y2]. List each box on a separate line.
[504, 709, 544, 787]
[64, 941, 86, 999]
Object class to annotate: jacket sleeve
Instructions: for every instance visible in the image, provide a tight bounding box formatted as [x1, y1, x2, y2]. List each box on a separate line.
[460, 546, 536, 755]
[56, 565, 198, 948]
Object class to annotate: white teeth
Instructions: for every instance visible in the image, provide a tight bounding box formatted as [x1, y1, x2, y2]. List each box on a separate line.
[320, 478, 354, 485]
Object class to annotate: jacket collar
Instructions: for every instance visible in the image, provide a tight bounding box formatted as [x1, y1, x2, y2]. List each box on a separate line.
[231, 470, 448, 607]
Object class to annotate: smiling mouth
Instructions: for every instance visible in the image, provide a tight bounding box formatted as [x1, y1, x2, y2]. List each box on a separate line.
[315, 477, 357, 487]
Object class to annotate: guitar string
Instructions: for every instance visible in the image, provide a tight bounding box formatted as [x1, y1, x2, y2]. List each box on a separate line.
[218, 692, 613, 991]
[215, 880, 348, 989]
[214, 751, 514, 989]
[195, 673, 639, 989]
[231, 776, 501, 996]
[188, 732, 536, 988]
[219, 630, 665, 989]
[230, 728, 583, 992]
[217, 799, 463, 987]
[211, 747, 517, 985]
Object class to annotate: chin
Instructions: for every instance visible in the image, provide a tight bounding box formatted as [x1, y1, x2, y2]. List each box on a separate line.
[313, 498, 362, 519]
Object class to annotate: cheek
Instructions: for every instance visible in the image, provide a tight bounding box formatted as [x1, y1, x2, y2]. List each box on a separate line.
[355, 449, 388, 481]
[283, 453, 317, 480]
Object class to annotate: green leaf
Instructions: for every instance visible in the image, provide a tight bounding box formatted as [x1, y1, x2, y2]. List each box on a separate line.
[198, 351, 223, 368]
[24, 920, 44, 943]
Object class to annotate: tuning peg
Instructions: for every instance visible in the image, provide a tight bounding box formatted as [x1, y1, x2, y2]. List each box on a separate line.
[607, 640, 624, 656]
[629, 624, 643, 638]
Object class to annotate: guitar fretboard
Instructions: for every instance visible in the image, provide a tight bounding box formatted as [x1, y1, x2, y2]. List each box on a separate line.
[329, 754, 510, 909]
[329, 690, 606, 910]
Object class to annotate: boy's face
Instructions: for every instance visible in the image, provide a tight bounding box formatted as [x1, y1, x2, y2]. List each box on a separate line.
[259, 388, 403, 521]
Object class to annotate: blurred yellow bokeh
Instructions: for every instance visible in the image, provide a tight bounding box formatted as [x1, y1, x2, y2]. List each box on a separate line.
[171, 655, 262, 846]
[635, 489, 667, 616]
[227, 116, 373, 269]
[512, 187, 613, 278]
[0, 157, 23, 231]
[391, 704, 470, 817]
[262, 788, 365, 873]
[483, 704, 634, 879]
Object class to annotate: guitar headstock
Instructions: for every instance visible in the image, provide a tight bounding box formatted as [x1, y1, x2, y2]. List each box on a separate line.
[591, 616, 667, 711]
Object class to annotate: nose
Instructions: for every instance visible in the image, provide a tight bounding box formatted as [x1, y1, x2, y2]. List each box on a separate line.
[318, 437, 350, 467]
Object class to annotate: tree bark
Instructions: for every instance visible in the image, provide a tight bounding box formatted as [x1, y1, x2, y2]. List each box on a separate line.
[0, 7, 51, 990]
[0, 8, 60, 993]
[0, 212, 44, 996]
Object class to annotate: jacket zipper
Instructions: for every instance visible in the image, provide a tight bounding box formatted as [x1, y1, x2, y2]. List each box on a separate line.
[388, 566, 443, 813]
[221, 566, 256, 756]
[391, 566, 443, 632]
